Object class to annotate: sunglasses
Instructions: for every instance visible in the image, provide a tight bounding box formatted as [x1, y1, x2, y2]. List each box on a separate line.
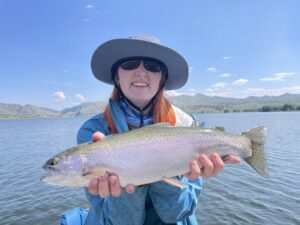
[119, 58, 165, 73]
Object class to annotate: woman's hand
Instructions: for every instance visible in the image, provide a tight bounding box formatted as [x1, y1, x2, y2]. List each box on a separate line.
[87, 132, 135, 198]
[185, 153, 241, 180]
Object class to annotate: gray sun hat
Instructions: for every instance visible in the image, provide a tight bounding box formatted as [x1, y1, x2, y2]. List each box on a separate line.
[91, 35, 189, 90]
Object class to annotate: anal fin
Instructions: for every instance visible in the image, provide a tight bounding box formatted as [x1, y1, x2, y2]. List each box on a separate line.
[162, 176, 187, 188]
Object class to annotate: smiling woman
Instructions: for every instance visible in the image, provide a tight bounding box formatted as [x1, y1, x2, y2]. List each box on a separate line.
[60, 34, 241, 225]
[115, 58, 163, 109]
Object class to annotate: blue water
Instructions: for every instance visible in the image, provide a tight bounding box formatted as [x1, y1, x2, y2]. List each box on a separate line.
[195, 112, 300, 225]
[0, 112, 299, 225]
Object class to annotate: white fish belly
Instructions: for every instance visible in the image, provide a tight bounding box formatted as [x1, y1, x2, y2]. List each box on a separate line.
[89, 133, 250, 187]
[105, 139, 218, 186]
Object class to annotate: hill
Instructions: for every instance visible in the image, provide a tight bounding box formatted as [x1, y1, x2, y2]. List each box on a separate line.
[0, 103, 59, 119]
[59, 101, 107, 117]
[1, 93, 300, 119]
[0, 101, 106, 119]
[167, 93, 300, 113]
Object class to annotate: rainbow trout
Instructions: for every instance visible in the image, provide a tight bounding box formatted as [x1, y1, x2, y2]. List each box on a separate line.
[42, 124, 267, 187]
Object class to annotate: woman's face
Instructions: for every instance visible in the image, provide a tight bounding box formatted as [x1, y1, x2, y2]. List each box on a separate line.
[116, 60, 163, 108]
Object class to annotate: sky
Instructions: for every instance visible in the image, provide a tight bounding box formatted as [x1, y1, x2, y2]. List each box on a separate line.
[0, 0, 299, 110]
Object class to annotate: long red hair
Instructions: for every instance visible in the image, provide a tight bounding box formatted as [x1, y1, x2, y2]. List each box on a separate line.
[103, 87, 176, 133]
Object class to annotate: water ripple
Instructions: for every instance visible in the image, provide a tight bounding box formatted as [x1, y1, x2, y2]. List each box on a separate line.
[1, 114, 300, 224]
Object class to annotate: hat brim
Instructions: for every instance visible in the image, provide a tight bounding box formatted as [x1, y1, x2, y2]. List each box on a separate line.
[91, 38, 189, 90]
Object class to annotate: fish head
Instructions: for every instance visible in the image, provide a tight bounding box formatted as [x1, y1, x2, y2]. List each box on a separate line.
[43, 153, 86, 173]
[42, 153, 89, 187]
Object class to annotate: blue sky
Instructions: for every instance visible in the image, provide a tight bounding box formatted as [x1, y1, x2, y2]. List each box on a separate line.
[0, 0, 299, 110]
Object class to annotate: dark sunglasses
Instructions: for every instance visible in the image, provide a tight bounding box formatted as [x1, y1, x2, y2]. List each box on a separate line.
[119, 58, 165, 73]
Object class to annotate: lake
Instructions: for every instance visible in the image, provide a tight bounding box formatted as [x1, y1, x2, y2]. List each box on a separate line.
[0, 112, 299, 225]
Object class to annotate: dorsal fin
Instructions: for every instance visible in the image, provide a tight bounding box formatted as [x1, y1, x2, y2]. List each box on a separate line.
[214, 126, 225, 132]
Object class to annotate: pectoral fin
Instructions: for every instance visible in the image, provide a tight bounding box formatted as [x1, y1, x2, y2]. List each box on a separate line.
[214, 126, 225, 132]
[82, 166, 115, 178]
[162, 176, 187, 188]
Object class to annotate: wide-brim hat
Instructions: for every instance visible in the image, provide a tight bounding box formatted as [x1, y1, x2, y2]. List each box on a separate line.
[91, 35, 189, 90]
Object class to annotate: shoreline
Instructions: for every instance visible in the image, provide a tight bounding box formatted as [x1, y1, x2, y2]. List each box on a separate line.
[1, 110, 299, 120]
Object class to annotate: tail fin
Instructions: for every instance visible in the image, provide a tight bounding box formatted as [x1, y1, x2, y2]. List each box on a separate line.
[242, 127, 268, 177]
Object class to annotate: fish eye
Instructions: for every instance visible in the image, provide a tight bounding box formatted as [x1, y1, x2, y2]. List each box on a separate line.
[48, 157, 60, 166]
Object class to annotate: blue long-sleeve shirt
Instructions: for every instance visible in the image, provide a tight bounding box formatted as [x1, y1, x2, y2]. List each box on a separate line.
[77, 110, 202, 225]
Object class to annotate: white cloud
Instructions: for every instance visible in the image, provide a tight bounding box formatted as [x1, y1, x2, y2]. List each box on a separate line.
[260, 72, 296, 81]
[165, 90, 181, 97]
[223, 56, 232, 60]
[212, 82, 226, 89]
[220, 73, 231, 77]
[203, 88, 233, 97]
[52, 91, 66, 101]
[203, 83, 227, 96]
[165, 90, 197, 97]
[189, 67, 194, 74]
[239, 86, 300, 97]
[86, 4, 94, 9]
[188, 88, 198, 93]
[75, 93, 86, 102]
[232, 79, 249, 86]
[202, 85, 300, 98]
[207, 67, 217, 72]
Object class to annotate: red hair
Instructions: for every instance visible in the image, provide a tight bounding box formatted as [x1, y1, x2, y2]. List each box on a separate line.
[103, 87, 176, 133]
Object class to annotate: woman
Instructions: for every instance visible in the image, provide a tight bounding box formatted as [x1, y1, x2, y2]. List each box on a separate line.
[77, 35, 240, 225]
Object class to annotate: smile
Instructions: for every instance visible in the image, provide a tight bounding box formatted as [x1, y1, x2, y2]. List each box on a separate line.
[132, 82, 148, 87]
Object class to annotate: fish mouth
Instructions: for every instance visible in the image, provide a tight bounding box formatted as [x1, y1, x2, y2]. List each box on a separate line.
[41, 172, 87, 187]
[41, 165, 63, 184]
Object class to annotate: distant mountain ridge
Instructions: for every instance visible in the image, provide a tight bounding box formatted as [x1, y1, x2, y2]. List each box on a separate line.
[1, 93, 300, 119]
[0, 103, 59, 118]
[0, 102, 106, 119]
[59, 102, 107, 117]
[167, 93, 300, 113]
[167, 93, 300, 105]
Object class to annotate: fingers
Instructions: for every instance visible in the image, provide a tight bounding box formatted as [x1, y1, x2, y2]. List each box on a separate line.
[88, 174, 134, 198]
[92, 132, 106, 142]
[185, 153, 230, 180]
[109, 175, 122, 197]
[97, 174, 122, 198]
[223, 155, 241, 164]
[185, 160, 201, 180]
[199, 154, 215, 179]
[88, 178, 99, 195]
[98, 175, 110, 198]
[210, 153, 224, 177]
[125, 184, 135, 194]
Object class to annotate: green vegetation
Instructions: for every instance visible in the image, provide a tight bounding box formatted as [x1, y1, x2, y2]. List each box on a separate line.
[261, 104, 299, 112]
[1, 94, 300, 119]
[182, 103, 300, 113]
[168, 93, 300, 114]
